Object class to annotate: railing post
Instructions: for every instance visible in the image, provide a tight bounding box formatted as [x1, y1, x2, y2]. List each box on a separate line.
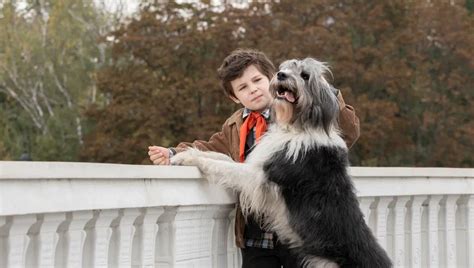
[212, 205, 233, 268]
[65, 211, 94, 267]
[37, 213, 66, 267]
[156, 207, 178, 268]
[116, 208, 141, 268]
[92, 209, 120, 267]
[428, 195, 442, 268]
[393, 196, 410, 267]
[7, 215, 36, 267]
[227, 208, 241, 268]
[135, 207, 164, 267]
[359, 197, 375, 226]
[444, 195, 458, 268]
[468, 195, 474, 268]
[0, 217, 7, 267]
[410, 195, 427, 268]
[376, 197, 393, 251]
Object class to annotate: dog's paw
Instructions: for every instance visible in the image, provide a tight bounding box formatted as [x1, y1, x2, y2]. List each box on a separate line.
[170, 149, 200, 166]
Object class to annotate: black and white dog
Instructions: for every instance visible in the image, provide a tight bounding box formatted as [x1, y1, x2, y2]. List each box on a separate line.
[171, 58, 392, 268]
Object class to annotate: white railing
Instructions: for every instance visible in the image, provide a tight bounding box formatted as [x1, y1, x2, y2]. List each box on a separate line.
[0, 162, 473, 268]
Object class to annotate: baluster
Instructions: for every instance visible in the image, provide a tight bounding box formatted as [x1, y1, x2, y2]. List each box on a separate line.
[137, 207, 164, 266]
[445, 195, 459, 267]
[428, 195, 443, 268]
[156, 207, 178, 268]
[116, 208, 141, 268]
[65, 211, 94, 267]
[37, 213, 66, 267]
[93, 209, 120, 267]
[212, 205, 233, 268]
[7, 214, 36, 267]
[359, 197, 375, 227]
[375, 197, 393, 252]
[0, 216, 7, 267]
[410, 195, 427, 268]
[467, 195, 474, 268]
[393, 196, 410, 267]
[227, 208, 240, 268]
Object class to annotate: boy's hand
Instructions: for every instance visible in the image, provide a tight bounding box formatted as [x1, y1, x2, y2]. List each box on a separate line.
[148, 146, 170, 165]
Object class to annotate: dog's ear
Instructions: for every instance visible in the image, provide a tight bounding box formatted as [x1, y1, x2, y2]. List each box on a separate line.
[320, 79, 339, 134]
[308, 75, 339, 134]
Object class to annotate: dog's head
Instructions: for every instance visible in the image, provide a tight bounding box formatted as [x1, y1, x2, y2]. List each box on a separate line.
[269, 58, 339, 133]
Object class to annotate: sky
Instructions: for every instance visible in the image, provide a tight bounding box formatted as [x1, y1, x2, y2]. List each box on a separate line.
[94, 0, 141, 16]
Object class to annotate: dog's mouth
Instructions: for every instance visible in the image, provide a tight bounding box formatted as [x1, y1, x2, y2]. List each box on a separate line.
[275, 85, 297, 103]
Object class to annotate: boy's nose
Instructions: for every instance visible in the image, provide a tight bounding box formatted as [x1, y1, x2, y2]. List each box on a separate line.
[250, 85, 258, 93]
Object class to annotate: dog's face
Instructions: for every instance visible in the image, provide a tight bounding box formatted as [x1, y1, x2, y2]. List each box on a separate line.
[269, 58, 339, 133]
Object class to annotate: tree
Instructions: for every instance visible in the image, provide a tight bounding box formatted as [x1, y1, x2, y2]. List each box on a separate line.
[82, 0, 474, 167]
[81, 2, 245, 163]
[0, 0, 117, 160]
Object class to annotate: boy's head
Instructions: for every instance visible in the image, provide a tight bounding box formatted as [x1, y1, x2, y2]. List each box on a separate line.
[217, 49, 275, 111]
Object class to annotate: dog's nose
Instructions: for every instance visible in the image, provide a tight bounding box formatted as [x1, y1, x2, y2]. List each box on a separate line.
[277, 72, 287, 81]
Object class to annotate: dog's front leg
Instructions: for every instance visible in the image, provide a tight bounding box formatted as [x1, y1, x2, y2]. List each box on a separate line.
[188, 149, 234, 162]
[172, 149, 271, 222]
[171, 149, 265, 193]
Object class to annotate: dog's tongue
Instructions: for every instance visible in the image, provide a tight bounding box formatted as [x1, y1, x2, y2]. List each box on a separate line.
[282, 91, 295, 103]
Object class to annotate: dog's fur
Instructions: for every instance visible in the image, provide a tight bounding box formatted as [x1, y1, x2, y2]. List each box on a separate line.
[171, 58, 392, 268]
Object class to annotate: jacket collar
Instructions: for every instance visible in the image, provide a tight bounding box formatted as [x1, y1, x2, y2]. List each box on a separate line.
[227, 108, 244, 126]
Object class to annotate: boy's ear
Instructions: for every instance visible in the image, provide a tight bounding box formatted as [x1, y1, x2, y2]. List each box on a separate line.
[229, 95, 241, 104]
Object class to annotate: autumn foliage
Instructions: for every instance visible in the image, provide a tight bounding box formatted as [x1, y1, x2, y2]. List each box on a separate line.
[81, 1, 474, 167]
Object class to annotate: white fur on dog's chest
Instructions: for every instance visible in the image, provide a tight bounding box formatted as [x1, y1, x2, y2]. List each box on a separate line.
[245, 125, 347, 165]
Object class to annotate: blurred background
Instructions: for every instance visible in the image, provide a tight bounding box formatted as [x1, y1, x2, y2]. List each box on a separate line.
[0, 0, 472, 167]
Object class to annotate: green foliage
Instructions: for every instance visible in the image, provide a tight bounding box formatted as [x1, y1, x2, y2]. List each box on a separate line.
[0, 0, 113, 160]
[467, 0, 474, 13]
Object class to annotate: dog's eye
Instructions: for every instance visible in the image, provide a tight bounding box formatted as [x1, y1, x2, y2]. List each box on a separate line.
[301, 72, 310, 80]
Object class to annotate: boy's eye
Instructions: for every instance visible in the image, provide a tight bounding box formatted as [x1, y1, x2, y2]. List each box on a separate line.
[301, 72, 310, 80]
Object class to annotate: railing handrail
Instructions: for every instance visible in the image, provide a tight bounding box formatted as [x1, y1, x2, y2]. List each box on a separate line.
[1, 161, 473, 179]
[0, 161, 201, 180]
[1, 161, 473, 215]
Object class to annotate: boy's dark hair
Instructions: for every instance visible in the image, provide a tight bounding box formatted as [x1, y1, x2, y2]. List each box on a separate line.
[217, 49, 275, 98]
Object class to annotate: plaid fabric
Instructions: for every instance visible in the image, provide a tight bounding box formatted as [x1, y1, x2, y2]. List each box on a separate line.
[244, 232, 275, 249]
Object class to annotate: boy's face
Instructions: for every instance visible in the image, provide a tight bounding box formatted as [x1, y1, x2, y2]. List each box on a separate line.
[229, 65, 273, 112]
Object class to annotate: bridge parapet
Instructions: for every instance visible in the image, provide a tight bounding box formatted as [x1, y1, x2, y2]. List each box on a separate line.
[0, 162, 473, 267]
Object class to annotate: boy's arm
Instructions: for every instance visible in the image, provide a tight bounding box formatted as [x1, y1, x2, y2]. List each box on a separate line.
[336, 91, 360, 148]
[173, 118, 233, 156]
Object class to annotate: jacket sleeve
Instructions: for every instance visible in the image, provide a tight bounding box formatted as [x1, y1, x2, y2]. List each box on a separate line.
[336, 91, 360, 149]
[172, 118, 233, 156]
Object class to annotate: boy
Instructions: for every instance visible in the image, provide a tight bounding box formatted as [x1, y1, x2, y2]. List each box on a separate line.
[148, 49, 360, 267]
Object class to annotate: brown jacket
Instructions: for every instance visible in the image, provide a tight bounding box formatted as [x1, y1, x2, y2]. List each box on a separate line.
[174, 92, 360, 248]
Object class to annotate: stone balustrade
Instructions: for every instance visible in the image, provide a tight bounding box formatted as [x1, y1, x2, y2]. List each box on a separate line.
[0, 161, 473, 267]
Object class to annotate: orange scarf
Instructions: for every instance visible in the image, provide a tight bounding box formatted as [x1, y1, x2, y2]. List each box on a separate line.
[239, 112, 267, 162]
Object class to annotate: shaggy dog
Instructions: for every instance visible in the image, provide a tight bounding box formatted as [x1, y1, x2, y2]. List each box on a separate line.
[171, 58, 392, 268]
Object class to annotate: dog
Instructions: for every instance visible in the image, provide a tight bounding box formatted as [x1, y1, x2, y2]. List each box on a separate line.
[171, 58, 392, 268]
